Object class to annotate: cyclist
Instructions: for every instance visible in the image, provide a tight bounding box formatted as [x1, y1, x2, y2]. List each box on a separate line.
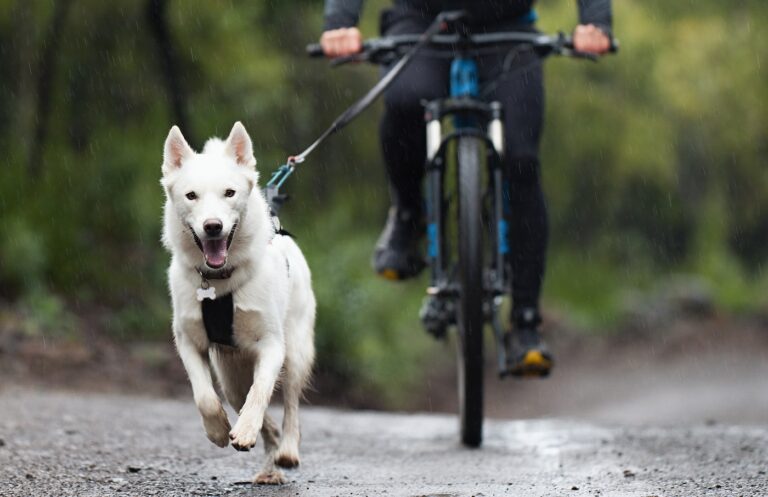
[319, 1, 612, 376]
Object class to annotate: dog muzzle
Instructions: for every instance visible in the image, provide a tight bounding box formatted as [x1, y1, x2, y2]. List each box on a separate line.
[189, 223, 238, 269]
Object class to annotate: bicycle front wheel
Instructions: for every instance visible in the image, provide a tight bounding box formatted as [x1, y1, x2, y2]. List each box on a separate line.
[455, 135, 484, 448]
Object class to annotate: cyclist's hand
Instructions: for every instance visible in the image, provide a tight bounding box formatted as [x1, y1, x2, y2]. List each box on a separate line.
[320, 27, 363, 58]
[573, 24, 611, 54]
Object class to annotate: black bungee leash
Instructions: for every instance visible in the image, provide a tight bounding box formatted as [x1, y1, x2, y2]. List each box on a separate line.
[264, 11, 464, 213]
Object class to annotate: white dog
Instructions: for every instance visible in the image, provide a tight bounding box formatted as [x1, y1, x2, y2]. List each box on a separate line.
[161, 122, 315, 485]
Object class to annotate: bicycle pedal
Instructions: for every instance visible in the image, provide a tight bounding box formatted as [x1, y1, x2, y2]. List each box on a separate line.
[419, 296, 453, 339]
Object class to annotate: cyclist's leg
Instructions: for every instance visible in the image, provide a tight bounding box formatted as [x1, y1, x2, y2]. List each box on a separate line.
[374, 10, 450, 280]
[479, 36, 553, 375]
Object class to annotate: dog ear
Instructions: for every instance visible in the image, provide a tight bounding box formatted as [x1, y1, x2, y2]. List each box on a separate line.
[163, 125, 193, 174]
[224, 121, 257, 168]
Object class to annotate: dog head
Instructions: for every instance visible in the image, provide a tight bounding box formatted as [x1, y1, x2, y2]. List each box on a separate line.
[161, 122, 259, 269]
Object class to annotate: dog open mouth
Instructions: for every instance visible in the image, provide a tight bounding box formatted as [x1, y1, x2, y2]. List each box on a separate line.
[190, 224, 237, 269]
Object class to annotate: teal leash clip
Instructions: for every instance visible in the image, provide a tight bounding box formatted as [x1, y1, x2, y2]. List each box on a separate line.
[266, 162, 296, 190]
[264, 157, 301, 216]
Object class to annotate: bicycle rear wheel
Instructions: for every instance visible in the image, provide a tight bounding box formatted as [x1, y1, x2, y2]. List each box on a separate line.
[455, 136, 484, 448]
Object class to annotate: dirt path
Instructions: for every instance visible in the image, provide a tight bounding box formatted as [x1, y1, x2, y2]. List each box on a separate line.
[0, 389, 766, 497]
[418, 315, 768, 426]
[1, 314, 767, 495]
[4, 306, 767, 427]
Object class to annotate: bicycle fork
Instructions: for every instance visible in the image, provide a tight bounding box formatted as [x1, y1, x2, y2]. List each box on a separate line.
[421, 98, 513, 377]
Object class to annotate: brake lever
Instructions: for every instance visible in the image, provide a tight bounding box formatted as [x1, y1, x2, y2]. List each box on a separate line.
[437, 10, 468, 24]
[553, 31, 600, 62]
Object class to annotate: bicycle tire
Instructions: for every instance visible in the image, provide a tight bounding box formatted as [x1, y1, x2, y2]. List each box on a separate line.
[455, 136, 484, 448]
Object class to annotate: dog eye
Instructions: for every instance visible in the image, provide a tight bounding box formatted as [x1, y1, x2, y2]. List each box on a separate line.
[224, 189, 236, 198]
[185, 192, 197, 200]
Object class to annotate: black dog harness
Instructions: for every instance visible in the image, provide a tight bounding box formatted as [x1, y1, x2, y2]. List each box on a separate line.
[201, 293, 235, 346]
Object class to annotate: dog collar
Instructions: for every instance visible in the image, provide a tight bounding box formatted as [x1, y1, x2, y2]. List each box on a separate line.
[196, 265, 235, 280]
[195, 266, 233, 302]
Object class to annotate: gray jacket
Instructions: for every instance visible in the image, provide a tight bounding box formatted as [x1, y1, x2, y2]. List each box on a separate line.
[324, 0, 612, 35]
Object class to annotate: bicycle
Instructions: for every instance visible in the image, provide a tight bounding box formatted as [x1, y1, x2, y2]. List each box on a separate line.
[308, 11, 617, 447]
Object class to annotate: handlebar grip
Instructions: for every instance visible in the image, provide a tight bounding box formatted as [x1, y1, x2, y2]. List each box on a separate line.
[563, 35, 620, 56]
[306, 43, 324, 57]
[609, 38, 620, 54]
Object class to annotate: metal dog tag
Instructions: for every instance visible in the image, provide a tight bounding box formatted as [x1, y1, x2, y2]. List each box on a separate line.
[196, 279, 216, 301]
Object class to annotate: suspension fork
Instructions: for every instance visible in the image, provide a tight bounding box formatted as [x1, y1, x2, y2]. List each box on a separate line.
[488, 101, 508, 292]
[425, 100, 507, 290]
[487, 101, 512, 376]
[425, 101, 445, 286]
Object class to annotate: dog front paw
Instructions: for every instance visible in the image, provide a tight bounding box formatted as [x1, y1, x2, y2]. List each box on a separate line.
[198, 397, 231, 448]
[254, 469, 286, 485]
[274, 445, 300, 468]
[229, 417, 261, 451]
[204, 416, 231, 448]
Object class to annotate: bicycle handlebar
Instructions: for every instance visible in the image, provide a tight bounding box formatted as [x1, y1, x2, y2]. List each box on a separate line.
[306, 31, 618, 65]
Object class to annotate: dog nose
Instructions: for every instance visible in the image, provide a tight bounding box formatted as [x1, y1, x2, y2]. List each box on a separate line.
[203, 219, 223, 236]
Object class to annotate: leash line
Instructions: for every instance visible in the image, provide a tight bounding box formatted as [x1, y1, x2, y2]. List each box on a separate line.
[265, 12, 456, 211]
[288, 14, 449, 166]
[287, 38, 419, 166]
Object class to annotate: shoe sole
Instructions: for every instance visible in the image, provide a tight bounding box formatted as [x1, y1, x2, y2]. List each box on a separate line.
[509, 350, 553, 378]
[378, 268, 401, 281]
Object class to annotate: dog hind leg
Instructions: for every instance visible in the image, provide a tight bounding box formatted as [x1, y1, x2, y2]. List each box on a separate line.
[209, 345, 253, 411]
[275, 316, 315, 468]
[253, 413, 285, 484]
[273, 367, 304, 468]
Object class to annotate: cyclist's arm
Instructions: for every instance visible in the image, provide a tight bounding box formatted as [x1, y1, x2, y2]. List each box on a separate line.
[577, 0, 612, 36]
[324, 0, 364, 30]
[321, 0, 364, 57]
[576, 0, 612, 54]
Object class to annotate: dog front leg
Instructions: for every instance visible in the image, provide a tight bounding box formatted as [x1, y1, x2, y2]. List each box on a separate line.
[175, 332, 231, 447]
[229, 334, 285, 451]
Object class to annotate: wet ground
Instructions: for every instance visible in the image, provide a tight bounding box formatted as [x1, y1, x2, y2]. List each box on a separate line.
[0, 388, 766, 497]
[2, 312, 767, 496]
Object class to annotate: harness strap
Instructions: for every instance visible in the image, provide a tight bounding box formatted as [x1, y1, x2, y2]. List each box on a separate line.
[202, 293, 235, 346]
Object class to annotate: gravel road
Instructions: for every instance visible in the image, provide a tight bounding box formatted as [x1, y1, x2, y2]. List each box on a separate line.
[0, 389, 766, 497]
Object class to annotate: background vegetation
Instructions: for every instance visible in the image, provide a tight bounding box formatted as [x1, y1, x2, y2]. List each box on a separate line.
[1, 0, 766, 405]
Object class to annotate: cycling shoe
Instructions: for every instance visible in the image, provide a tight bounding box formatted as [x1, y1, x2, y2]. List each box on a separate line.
[372, 207, 425, 280]
[505, 308, 554, 378]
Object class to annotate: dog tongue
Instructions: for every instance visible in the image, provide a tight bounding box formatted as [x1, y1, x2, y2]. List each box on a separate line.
[202, 238, 228, 268]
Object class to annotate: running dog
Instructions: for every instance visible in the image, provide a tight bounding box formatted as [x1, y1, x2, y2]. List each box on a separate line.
[161, 122, 315, 485]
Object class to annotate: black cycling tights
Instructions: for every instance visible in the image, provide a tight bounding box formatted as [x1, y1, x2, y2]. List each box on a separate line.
[380, 15, 547, 311]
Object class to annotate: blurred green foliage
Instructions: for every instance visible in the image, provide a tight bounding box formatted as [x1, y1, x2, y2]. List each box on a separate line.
[0, 0, 767, 405]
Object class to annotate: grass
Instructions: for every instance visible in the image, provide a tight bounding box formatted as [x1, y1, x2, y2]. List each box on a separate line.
[543, 247, 654, 330]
